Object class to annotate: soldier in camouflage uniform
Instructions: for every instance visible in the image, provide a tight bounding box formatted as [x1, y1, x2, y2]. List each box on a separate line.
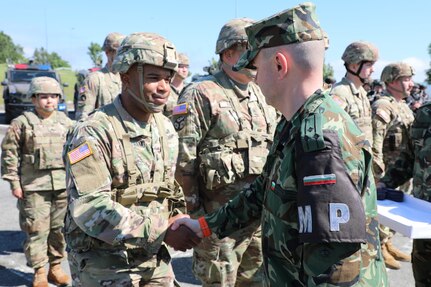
[171, 3, 388, 286]
[64, 32, 200, 286]
[163, 53, 189, 118]
[372, 62, 415, 269]
[1, 77, 74, 287]
[172, 17, 277, 286]
[75, 32, 125, 120]
[380, 102, 431, 287]
[330, 41, 379, 144]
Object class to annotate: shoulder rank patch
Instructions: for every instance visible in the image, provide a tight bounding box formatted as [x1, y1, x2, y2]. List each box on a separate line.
[304, 174, 336, 186]
[376, 109, 390, 123]
[172, 103, 189, 116]
[68, 142, 93, 165]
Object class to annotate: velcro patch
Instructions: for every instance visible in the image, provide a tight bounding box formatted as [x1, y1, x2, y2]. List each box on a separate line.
[68, 142, 93, 164]
[219, 101, 231, 108]
[332, 95, 347, 109]
[376, 109, 390, 123]
[172, 103, 189, 115]
[304, 174, 336, 186]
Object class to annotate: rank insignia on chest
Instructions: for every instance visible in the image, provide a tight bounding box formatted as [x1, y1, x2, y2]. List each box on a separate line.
[303, 174, 336, 186]
[68, 142, 93, 164]
[172, 103, 189, 115]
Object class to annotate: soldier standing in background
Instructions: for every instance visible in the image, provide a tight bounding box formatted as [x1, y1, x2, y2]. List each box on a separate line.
[330, 41, 379, 144]
[1, 77, 74, 287]
[64, 32, 200, 286]
[372, 62, 415, 269]
[172, 18, 277, 286]
[164, 53, 190, 117]
[171, 2, 388, 286]
[75, 32, 125, 120]
[379, 102, 431, 287]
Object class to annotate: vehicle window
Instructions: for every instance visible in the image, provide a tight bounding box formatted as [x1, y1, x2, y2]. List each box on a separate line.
[10, 71, 57, 82]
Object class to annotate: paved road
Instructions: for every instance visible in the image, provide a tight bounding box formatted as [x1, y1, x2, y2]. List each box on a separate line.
[0, 116, 416, 286]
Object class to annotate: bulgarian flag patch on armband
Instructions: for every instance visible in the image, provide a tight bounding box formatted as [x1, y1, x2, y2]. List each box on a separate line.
[303, 174, 336, 186]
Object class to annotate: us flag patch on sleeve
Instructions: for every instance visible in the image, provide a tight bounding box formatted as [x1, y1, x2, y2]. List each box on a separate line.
[68, 142, 93, 164]
[304, 174, 336, 186]
[172, 103, 189, 115]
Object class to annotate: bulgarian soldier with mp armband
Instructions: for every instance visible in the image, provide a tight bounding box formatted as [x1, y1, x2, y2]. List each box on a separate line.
[171, 2, 388, 286]
[1, 76, 74, 287]
[64, 32, 200, 286]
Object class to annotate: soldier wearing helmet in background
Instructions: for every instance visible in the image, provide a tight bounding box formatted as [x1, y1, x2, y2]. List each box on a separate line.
[1, 77, 74, 287]
[171, 18, 277, 286]
[330, 41, 379, 144]
[63, 32, 200, 286]
[73, 69, 89, 113]
[75, 32, 125, 120]
[372, 62, 415, 269]
[163, 52, 190, 118]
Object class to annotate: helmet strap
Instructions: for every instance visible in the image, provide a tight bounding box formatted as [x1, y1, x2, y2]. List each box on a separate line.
[125, 63, 164, 113]
[345, 62, 367, 84]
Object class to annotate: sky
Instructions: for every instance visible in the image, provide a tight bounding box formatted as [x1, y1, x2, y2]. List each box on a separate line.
[1, 0, 430, 84]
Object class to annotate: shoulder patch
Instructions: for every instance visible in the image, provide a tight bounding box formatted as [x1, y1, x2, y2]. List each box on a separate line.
[332, 95, 347, 109]
[68, 142, 93, 164]
[301, 114, 325, 152]
[172, 103, 189, 115]
[219, 101, 232, 108]
[375, 109, 391, 123]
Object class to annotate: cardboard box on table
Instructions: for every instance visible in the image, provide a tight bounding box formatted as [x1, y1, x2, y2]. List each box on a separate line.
[377, 194, 431, 239]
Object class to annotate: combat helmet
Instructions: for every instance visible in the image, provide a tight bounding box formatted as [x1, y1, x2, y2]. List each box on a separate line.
[102, 32, 125, 51]
[111, 32, 178, 113]
[27, 76, 62, 97]
[380, 62, 415, 83]
[215, 18, 255, 54]
[178, 53, 189, 66]
[342, 41, 379, 64]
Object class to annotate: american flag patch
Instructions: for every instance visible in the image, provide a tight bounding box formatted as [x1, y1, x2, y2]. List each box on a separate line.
[304, 174, 336, 186]
[172, 103, 189, 115]
[68, 142, 93, 165]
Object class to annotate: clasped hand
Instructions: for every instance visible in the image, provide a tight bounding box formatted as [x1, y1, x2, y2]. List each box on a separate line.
[164, 214, 202, 252]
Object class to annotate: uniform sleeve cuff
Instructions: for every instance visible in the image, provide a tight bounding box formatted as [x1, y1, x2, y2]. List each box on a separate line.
[10, 181, 21, 190]
[198, 216, 212, 238]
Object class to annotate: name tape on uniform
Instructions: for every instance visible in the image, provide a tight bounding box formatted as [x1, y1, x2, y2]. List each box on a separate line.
[68, 142, 93, 165]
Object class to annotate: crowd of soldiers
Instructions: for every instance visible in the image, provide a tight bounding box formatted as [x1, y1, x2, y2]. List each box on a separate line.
[1, 1, 431, 287]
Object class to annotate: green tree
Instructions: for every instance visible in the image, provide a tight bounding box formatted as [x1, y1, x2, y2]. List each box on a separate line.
[426, 42, 431, 85]
[323, 62, 334, 80]
[0, 31, 25, 63]
[87, 42, 103, 67]
[33, 47, 70, 68]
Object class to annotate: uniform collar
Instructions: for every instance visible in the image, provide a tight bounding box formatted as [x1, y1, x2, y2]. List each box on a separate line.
[113, 96, 152, 138]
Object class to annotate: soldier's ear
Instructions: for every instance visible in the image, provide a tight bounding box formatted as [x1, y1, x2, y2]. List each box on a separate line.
[275, 52, 288, 79]
[120, 73, 130, 88]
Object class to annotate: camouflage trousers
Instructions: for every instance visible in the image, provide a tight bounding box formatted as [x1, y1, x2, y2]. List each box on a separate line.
[68, 247, 176, 287]
[193, 219, 263, 287]
[412, 239, 431, 287]
[17, 189, 67, 269]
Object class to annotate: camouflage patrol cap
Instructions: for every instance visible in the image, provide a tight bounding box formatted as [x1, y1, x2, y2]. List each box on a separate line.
[111, 32, 178, 74]
[28, 76, 62, 97]
[178, 53, 189, 65]
[341, 41, 379, 64]
[102, 32, 125, 51]
[380, 62, 415, 83]
[215, 18, 255, 54]
[233, 2, 324, 71]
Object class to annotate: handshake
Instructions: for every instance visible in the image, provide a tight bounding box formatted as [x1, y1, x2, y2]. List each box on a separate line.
[163, 214, 204, 252]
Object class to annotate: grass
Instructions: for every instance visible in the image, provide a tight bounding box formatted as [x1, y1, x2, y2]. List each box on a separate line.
[0, 63, 77, 105]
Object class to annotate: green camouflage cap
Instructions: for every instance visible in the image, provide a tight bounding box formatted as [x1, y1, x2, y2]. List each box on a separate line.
[380, 62, 415, 83]
[27, 76, 62, 97]
[111, 32, 178, 74]
[342, 41, 379, 64]
[178, 53, 189, 65]
[215, 18, 255, 54]
[233, 2, 324, 71]
[102, 32, 125, 51]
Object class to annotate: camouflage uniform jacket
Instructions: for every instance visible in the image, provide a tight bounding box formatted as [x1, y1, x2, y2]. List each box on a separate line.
[204, 90, 388, 286]
[381, 102, 431, 202]
[64, 96, 185, 259]
[75, 65, 121, 120]
[162, 86, 180, 118]
[371, 92, 414, 179]
[330, 77, 373, 144]
[172, 70, 277, 213]
[1, 110, 74, 191]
